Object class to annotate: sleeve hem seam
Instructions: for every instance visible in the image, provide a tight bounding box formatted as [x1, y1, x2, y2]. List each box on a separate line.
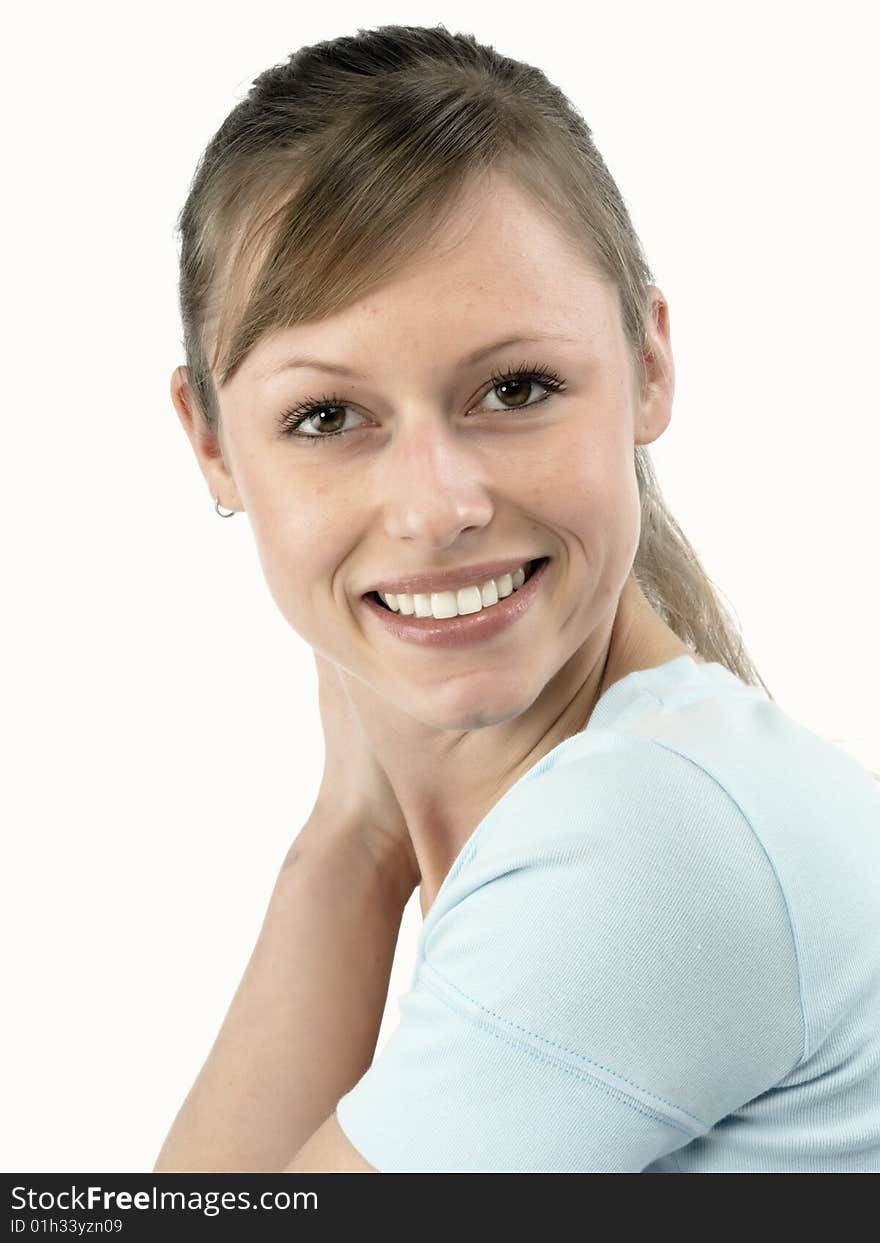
[418, 959, 706, 1138]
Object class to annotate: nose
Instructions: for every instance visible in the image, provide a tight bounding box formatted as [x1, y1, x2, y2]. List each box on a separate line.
[377, 414, 495, 547]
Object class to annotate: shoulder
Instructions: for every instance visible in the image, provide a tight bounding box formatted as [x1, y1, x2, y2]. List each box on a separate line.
[426, 733, 803, 1042]
[431, 729, 768, 916]
[404, 733, 803, 1141]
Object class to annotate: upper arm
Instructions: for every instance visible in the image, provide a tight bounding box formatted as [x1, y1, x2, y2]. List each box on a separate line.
[283, 1111, 378, 1172]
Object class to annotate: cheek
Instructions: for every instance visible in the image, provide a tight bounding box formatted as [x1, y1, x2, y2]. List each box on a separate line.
[248, 492, 352, 636]
[522, 429, 639, 539]
[251, 466, 349, 559]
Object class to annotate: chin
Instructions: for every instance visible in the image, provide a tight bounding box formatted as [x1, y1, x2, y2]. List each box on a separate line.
[418, 672, 541, 732]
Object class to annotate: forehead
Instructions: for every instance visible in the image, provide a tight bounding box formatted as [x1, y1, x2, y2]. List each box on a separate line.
[381, 175, 609, 307]
[243, 175, 616, 382]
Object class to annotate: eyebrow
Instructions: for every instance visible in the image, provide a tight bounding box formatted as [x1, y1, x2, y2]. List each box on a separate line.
[259, 333, 580, 382]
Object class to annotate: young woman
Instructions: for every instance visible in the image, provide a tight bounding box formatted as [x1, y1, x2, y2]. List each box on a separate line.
[155, 24, 880, 1173]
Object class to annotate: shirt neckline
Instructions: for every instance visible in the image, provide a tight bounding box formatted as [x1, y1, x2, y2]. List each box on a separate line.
[419, 654, 742, 930]
[585, 653, 733, 733]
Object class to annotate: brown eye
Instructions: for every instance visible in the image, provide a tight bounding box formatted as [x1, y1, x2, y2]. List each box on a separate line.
[301, 406, 348, 434]
[478, 365, 566, 414]
[277, 397, 364, 440]
[492, 377, 534, 408]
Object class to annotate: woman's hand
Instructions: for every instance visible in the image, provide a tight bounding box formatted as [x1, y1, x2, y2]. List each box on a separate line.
[310, 651, 421, 894]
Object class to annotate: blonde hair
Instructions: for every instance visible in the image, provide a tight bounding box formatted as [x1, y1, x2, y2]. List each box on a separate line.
[174, 22, 773, 699]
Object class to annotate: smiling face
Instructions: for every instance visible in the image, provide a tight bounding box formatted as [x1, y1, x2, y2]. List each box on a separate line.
[172, 173, 676, 732]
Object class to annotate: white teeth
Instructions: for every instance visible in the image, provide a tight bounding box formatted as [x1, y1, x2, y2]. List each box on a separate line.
[379, 562, 533, 619]
[480, 578, 499, 609]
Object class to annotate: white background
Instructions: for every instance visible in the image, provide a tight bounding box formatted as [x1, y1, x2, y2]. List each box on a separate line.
[2, 0, 877, 1172]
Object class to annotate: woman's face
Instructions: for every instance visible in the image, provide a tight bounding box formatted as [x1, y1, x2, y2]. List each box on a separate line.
[174, 175, 674, 731]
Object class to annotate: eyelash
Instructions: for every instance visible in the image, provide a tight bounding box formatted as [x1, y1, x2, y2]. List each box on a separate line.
[275, 360, 567, 444]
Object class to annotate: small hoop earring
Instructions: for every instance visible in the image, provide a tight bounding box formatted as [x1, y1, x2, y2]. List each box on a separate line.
[215, 496, 236, 517]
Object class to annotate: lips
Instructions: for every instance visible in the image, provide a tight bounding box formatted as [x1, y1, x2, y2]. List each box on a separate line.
[361, 553, 551, 648]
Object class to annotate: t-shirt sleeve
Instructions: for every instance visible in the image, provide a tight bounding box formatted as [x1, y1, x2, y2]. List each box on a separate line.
[335, 737, 806, 1172]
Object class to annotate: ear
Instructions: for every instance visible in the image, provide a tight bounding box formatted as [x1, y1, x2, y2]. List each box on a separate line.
[170, 365, 244, 514]
[633, 286, 675, 448]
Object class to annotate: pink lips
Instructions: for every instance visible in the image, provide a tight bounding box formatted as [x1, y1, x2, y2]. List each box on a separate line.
[362, 556, 550, 648]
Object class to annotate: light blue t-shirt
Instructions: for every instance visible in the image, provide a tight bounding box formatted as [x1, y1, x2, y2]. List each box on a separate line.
[335, 655, 880, 1172]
